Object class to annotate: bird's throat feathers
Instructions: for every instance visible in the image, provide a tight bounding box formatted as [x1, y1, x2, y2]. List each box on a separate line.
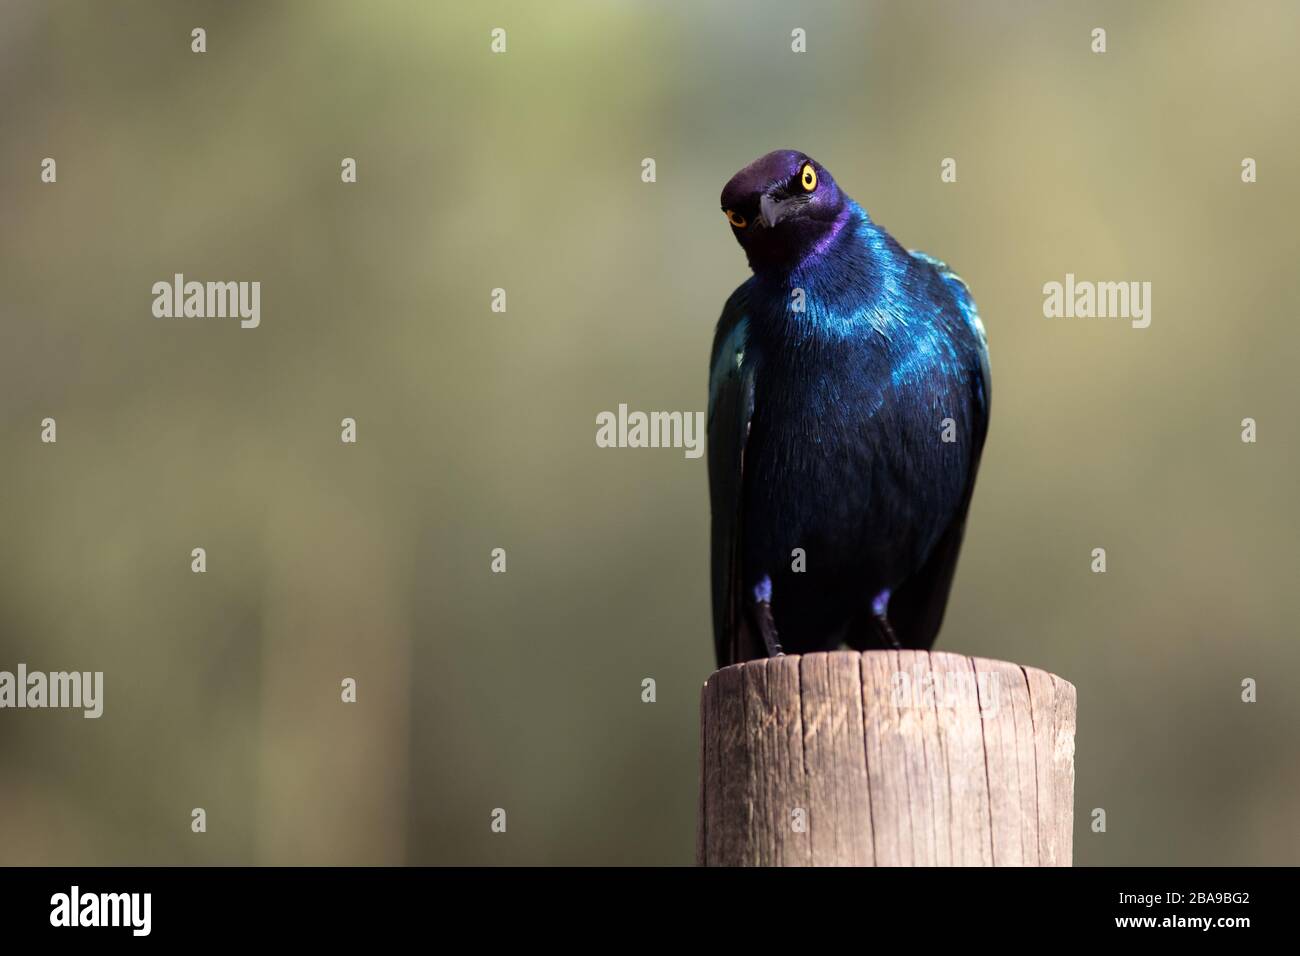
[749, 202, 912, 344]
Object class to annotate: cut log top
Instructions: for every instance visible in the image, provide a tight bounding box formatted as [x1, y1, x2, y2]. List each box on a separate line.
[697, 650, 1076, 867]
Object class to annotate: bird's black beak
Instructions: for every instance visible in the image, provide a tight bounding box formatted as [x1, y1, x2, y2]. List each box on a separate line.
[759, 192, 794, 229]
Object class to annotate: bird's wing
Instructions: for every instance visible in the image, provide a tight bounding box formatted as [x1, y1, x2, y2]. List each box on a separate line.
[886, 254, 992, 648]
[708, 282, 760, 667]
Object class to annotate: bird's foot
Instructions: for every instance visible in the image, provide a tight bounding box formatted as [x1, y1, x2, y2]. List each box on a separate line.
[749, 575, 784, 658]
[754, 600, 784, 657]
[876, 614, 902, 650]
[870, 588, 901, 649]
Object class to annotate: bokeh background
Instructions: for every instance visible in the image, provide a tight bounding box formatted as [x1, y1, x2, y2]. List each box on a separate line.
[2, 0, 1298, 865]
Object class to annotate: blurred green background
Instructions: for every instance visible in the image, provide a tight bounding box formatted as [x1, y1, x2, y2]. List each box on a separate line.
[2, 0, 1298, 865]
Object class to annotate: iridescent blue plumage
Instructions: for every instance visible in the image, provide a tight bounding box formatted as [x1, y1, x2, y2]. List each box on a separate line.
[709, 150, 990, 666]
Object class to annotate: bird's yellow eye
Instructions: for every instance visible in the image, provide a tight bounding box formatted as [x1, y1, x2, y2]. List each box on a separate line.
[800, 163, 817, 192]
[725, 209, 747, 228]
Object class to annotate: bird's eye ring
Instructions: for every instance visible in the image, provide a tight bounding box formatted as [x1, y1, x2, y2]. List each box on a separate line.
[800, 163, 817, 192]
[725, 209, 747, 228]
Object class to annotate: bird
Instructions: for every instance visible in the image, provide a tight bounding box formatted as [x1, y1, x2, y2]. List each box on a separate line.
[708, 149, 990, 667]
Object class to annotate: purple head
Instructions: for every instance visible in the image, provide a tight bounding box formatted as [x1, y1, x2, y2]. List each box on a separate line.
[720, 150, 849, 275]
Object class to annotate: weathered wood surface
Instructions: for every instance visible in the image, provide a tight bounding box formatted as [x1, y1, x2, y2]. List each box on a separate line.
[697, 650, 1076, 867]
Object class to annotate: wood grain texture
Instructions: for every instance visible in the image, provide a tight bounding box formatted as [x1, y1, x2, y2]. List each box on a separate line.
[698, 650, 1076, 867]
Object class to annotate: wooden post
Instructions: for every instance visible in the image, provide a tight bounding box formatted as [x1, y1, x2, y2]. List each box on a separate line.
[697, 650, 1076, 866]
